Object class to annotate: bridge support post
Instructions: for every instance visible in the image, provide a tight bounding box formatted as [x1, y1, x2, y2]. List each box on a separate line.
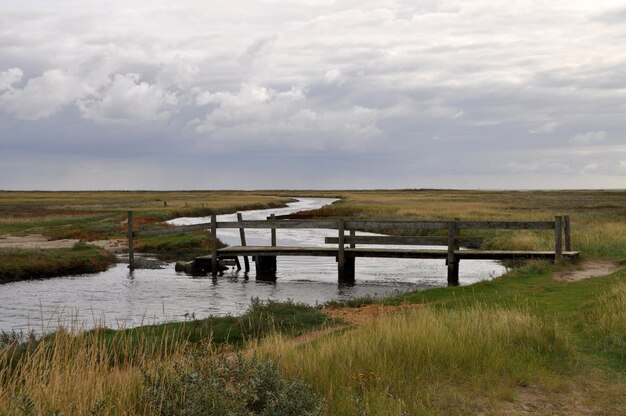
[211, 214, 218, 277]
[339, 256, 355, 285]
[255, 256, 277, 281]
[127, 211, 135, 269]
[447, 219, 460, 286]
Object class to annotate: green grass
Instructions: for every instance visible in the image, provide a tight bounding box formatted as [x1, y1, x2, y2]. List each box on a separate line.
[0, 243, 116, 283]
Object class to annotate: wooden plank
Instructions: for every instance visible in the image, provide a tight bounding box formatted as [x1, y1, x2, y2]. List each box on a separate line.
[217, 245, 579, 260]
[564, 215, 572, 251]
[324, 236, 483, 246]
[457, 221, 555, 230]
[211, 213, 217, 277]
[217, 219, 338, 229]
[237, 213, 250, 272]
[338, 219, 345, 275]
[555, 216, 563, 262]
[127, 211, 134, 267]
[133, 223, 209, 237]
[346, 220, 448, 230]
[270, 214, 277, 247]
[447, 220, 458, 285]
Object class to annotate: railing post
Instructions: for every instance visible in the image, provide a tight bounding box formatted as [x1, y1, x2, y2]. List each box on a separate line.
[270, 214, 277, 247]
[349, 228, 356, 248]
[338, 218, 345, 276]
[554, 216, 563, 262]
[211, 213, 218, 277]
[127, 211, 134, 268]
[564, 215, 572, 252]
[237, 213, 250, 272]
[447, 219, 459, 286]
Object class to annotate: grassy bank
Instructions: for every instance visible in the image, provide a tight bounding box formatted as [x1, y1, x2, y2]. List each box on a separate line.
[0, 301, 331, 415]
[252, 265, 625, 415]
[0, 243, 116, 284]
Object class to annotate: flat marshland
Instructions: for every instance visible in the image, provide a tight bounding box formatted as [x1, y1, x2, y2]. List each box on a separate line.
[0, 190, 625, 415]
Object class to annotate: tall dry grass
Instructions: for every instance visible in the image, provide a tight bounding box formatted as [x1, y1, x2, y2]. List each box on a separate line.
[0, 328, 191, 415]
[256, 305, 571, 415]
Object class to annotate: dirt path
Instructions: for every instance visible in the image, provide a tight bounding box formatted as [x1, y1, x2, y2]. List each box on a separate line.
[553, 260, 623, 282]
[0, 234, 127, 253]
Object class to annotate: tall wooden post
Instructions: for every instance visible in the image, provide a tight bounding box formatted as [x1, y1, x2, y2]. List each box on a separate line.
[338, 219, 348, 282]
[564, 215, 571, 252]
[447, 219, 459, 286]
[349, 228, 356, 249]
[270, 214, 277, 247]
[554, 216, 563, 262]
[211, 213, 218, 277]
[237, 213, 250, 272]
[127, 211, 134, 268]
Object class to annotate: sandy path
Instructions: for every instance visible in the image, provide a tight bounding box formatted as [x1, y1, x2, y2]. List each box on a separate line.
[0, 234, 128, 253]
[553, 260, 623, 282]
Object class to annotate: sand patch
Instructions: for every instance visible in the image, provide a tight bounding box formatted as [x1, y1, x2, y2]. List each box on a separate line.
[553, 260, 623, 282]
[0, 234, 127, 253]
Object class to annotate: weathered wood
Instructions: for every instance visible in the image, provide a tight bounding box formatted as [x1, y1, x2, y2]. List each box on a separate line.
[447, 220, 459, 286]
[349, 229, 356, 249]
[211, 214, 218, 277]
[324, 236, 483, 246]
[217, 245, 579, 260]
[133, 223, 209, 237]
[127, 211, 134, 268]
[564, 215, 572, 251]
[340, 256, 355, 285]
[255, 255, 277, 281]
[136, 218, 555, 237]
[555, 216, 563, 262]
[217, 219, 338, 229]
[338, 219, 345, 276]
[456, 221, 555, 230]
[270, 214, 277, 247]
[237, 213, 250, 272]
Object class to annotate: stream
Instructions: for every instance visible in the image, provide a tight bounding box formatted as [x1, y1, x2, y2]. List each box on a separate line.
[0, 198, 506, 333]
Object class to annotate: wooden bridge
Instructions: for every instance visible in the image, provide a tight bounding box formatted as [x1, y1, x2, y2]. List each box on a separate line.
[127, 212, 578, 286]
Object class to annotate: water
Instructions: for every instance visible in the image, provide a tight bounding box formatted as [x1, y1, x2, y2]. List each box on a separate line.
[0, 198, 506, 332]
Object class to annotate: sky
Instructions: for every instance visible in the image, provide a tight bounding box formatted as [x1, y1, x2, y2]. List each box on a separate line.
[1, 0, 625, 190]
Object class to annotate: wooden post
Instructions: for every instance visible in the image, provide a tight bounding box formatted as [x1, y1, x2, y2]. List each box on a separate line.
[554, 216, 563, 262]
[255, 255, 277, 281]
[338, 219, 346, 279]
[127, 211, 134, 268]
[211, 213, 218, 277]
[237, 213, 250, 272]
[270, 214, 277, 247]
[349, 228, 356, 248]
[564, 215, 572, 252]
[447, 220, 459, 286]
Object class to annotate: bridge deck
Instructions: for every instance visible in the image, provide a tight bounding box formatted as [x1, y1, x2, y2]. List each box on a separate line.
[214, 246, 580, 260]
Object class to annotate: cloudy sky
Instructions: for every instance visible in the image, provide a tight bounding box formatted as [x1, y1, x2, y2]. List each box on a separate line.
[1, 0, 625, 190]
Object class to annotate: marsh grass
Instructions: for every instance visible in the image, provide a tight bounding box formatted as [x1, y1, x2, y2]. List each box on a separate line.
[256, 305, 572, 415]
[0, 244, 116, 283]
[0, 300, 330, 415]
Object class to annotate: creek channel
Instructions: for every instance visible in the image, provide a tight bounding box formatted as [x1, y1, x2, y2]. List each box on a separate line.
[0, 197, 506, 332]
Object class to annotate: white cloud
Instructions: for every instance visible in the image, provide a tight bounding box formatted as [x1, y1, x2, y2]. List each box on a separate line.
[324, 69, 343, 84]
[0, 68, 23, 91]
[529, 121, 559, 134]
[569, 131, 608, 144]
[78, 73, 178, 122]
[0, 69, 86, 119]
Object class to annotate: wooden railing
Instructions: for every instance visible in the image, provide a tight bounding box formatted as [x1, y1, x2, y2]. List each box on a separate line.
[127, 211, 573, 284]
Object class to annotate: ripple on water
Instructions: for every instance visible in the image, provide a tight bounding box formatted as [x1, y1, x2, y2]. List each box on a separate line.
[0, 198, 506, 332]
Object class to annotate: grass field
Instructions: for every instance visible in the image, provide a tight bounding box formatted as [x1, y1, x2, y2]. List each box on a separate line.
[0, 189, 624, 414]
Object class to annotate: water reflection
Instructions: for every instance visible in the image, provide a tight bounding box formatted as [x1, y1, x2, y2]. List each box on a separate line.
[0, 198, 506, 332]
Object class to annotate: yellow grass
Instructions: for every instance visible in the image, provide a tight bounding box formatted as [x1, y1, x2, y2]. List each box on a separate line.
[254, 305, 572, 415]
